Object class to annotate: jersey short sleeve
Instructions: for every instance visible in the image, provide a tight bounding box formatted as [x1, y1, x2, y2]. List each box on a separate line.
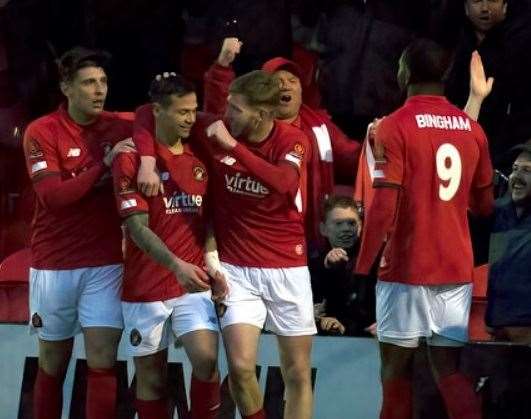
[112, 152, 149, 217]
[275, 127, 309, 172]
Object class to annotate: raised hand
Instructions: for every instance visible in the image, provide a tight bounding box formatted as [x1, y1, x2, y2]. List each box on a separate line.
[217, 37, 243, 67]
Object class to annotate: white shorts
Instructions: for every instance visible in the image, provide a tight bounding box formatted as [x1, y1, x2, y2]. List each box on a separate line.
[29, 265, 124, 341]
[376, 280, 472, 348]
[219, 262, 317, 336]
[122, 291, 219, 357]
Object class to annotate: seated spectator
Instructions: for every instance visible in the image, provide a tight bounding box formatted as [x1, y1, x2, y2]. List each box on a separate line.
[486, 140, 531, 344]
[309, 195, 376, 336]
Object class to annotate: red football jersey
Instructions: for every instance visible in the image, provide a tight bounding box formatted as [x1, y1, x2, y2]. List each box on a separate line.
[204, 121, 309, 268]
[370, 95, 493, 285]
[23, 105, 132, 269]
[113, 142, 208, 302]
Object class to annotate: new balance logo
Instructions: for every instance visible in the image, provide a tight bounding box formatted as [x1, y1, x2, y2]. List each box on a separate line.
[67, 148, 81, 157]
[225, 172, 269, 197]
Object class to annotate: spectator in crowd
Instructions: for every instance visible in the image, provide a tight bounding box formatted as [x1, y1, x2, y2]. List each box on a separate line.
[446, 0, 531, 168]
[486, 140, 531, 343]
[310, 195, 376, 336]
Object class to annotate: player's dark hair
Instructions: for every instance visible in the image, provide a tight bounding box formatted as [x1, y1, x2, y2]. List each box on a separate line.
[322, 195, 358, 221]
[148, 72, 196, 107]
[229, 70, 280, 109]
[58, 47, 111, 83]
[401, 38, 453, 85]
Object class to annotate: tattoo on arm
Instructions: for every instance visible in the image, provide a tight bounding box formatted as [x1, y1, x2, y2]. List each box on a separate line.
[124, 212, 181, 272]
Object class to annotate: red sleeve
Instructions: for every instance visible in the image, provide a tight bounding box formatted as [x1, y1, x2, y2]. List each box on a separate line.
[133, 104, 156, 157]
[372, 117, 404, 188]
[203, 63, 234, 115]
[112, 152, 149, 217]
[325, 118, 362, 184]
[470, 127, 494, 217]
[355, 187, 399, 275]
[231, 143, 301, 196]
[23, 123, 106, 210]
[23, 123, 61, 180]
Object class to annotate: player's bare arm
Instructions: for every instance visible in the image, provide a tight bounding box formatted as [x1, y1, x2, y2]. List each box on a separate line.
[125, 212, 210, 292]
[204, 228, 229, 302]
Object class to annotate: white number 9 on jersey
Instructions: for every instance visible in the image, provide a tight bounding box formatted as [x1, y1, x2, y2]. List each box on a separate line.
[436, 143, 462, 201]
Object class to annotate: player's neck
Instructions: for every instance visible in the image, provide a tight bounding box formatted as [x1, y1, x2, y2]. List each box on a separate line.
[67, 104, 98, 126]
[155, 126, 184, 154]
[247, 119, 275, 143]
[407, 84, 445, 98]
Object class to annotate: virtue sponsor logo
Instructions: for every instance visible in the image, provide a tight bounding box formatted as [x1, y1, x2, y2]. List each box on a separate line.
[415, 114, 471, 131]
[224, 172, 269, 197]
[163, 191, 203, 214]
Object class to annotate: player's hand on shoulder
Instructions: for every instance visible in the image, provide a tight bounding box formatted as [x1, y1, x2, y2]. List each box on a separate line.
[324, 247, 349, 268]
[174, 260, 211, 293]
[206, 120, 237, 150]
[217, 37, 243, 67]
[138, 158, 163, 197]
[103, 137, 136, 167]
[320, 317, 346, 335]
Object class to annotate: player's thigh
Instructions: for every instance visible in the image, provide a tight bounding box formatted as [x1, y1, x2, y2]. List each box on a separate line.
[379, 342, 417, 381]
[222, 323, 262, 376]
[276, 334, 313, 386]
[426, 344, 462, 380]
[29, 268, 80, 340]
[263, 266, 316, 336]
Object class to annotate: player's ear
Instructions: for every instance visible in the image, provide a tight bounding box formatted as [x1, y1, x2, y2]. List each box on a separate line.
[502, 1, 508, 17]
[60, 81, 70, 97]
[152, 102, 162, 118]
[319, 221, 328, 238]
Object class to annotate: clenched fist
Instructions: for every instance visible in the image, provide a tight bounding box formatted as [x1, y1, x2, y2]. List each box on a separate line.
[206, 120, 237, 150]
[217, 37, 243, 67]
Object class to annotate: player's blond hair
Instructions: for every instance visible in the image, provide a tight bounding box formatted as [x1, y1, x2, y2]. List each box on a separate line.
[229, 70, 280, 109]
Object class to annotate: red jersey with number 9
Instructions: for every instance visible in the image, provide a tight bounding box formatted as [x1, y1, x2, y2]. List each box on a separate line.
[372, 95, 493, 285]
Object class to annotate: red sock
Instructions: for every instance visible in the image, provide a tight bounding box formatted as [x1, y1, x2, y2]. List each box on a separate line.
[243, 408, 266, 419]
[135, 397, 170, 419]
[86, 367, 117, 419]
[34, 368, 63, 419]
[190, 375, 221, 419]
[437, 372, 482, 419]
[380, 377, 412, 419]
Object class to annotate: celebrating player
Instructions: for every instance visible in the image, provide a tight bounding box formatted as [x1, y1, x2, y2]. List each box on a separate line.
[356, 38, 494, 419]
[23, 47, 134, 419]
[112, 72, 226, 419]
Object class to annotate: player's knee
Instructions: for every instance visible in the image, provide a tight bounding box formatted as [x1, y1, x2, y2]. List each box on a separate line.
[39, 341, 72, 377]
[85, 343, 118, 369]
[136, 369, 167, 399]
[229, 360, 256, 386]
[282, 361, 311, 389]
[192, 352, 218, 382]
